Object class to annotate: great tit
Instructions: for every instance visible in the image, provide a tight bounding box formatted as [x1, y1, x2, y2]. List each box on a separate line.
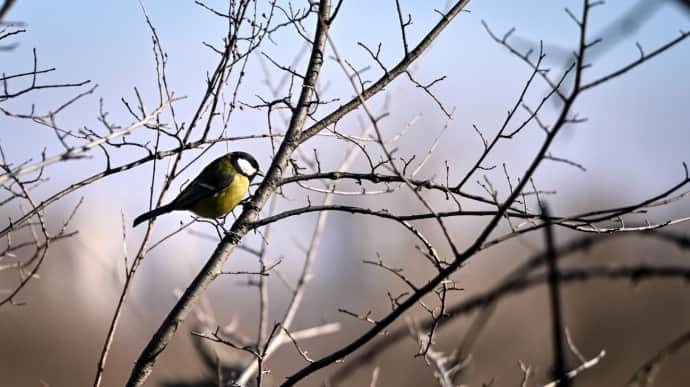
[133, 151, 261, 227]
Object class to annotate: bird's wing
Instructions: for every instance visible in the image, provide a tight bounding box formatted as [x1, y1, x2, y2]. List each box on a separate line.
[171, 163, 235, 210]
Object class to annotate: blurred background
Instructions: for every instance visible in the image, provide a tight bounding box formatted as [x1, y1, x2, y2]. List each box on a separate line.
[1, 0, 689, 386]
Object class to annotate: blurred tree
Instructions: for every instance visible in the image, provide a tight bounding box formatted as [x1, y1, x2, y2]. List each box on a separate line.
[1, 1, 689, 387]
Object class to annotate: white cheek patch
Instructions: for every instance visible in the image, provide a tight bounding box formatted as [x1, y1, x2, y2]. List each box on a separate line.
[237, 158, 257, 176]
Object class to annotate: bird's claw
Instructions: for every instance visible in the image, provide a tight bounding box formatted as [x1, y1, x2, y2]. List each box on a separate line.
[242, 200, 259, 212]
[228, 232, 242, 244]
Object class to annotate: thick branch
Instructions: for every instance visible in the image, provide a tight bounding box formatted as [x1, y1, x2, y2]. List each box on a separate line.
[124, 2, 332, 385]
[299, 0, 471, 142]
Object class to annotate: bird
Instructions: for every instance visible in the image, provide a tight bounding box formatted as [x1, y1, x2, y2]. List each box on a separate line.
[132, 151, 261, 227]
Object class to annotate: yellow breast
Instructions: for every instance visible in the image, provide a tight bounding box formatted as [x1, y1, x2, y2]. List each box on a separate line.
[190, 174, 250, 218]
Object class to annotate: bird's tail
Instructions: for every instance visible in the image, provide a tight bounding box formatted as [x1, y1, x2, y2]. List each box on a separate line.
[132, 204, 175, 227]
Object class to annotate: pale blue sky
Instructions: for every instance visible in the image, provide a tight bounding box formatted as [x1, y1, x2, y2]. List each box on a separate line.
[3, 0, 690, 241]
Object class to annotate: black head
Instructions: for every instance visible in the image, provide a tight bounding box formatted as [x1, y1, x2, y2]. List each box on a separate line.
[229, 151, 261, 180]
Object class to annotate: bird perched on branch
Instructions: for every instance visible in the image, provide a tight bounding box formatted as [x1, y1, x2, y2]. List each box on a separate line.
[133, 151, 261, 227]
